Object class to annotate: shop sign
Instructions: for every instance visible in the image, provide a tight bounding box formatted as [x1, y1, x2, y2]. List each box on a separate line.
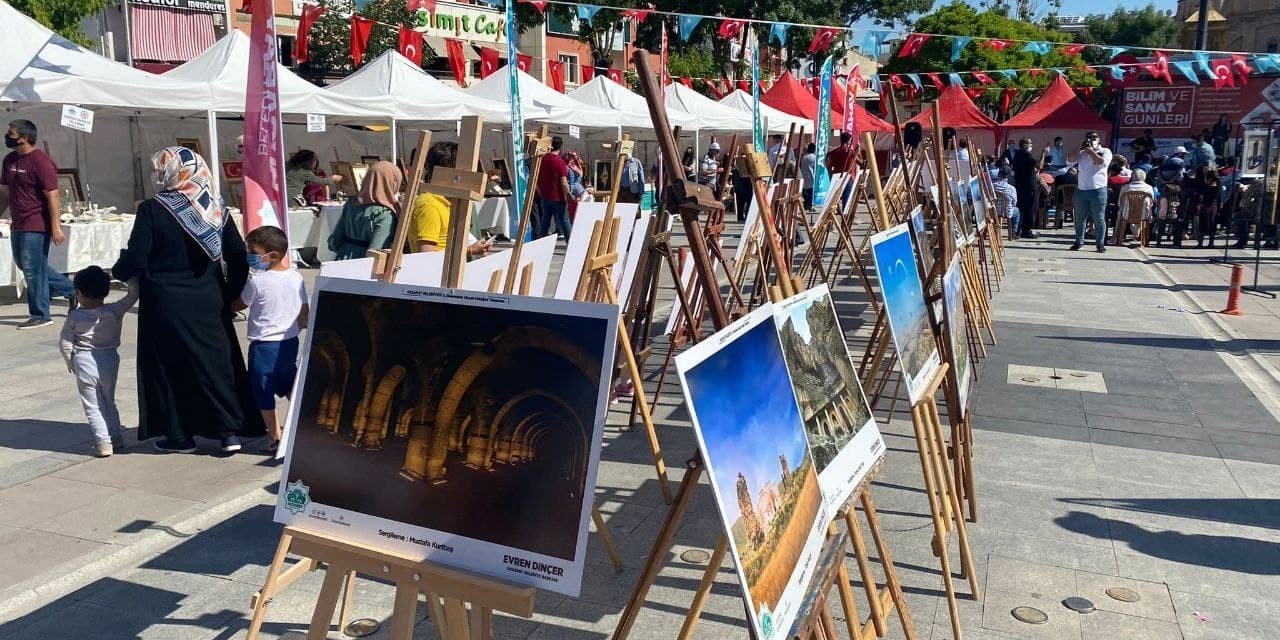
[412, 2, 506, 44]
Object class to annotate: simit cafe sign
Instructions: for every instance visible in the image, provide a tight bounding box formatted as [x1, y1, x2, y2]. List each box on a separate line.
[131, 0, 228, 12]
[412, 1, 506, 44]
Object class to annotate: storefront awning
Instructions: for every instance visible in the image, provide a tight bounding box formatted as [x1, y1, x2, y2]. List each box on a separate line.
[130, 5, 216, 63]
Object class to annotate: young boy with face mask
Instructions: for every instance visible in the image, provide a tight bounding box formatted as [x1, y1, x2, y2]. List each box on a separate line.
[232, 225, 308, 452]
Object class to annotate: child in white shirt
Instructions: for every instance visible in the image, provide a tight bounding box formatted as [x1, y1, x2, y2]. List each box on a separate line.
[232, 226, 309, 453]
[60, 267, 139, 457]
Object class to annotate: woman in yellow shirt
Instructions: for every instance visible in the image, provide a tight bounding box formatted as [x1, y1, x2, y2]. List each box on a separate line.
[408, 141, 494, 255]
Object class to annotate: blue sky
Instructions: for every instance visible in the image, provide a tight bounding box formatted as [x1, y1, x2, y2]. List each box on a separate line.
[685, 320, 812, 509]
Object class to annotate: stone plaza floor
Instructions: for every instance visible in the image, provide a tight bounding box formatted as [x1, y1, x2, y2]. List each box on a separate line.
[0, 225, 1278, 639]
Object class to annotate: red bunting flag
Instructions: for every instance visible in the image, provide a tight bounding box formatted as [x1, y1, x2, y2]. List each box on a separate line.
[905, 85, 917, 101]
[926, 72, 944, 89]
[444, 38, 467, 87]
[1060, 43, 1086, 55]
[983, 39, 1012, 52]
[518, 0, 548, 13]
[972, 71, 994, 85]
[1152, 50, 1172, 84]
[809, 27, 841, 54]
[621, 8, 651, 22]
[517, 53, 533, 73]
[965, 87, 984, 99]
[581, 63, 595, 83]
[546, 59, 565, 92]
[898, 33, 929, 58]
[999, 87, 1016, 119]
[679, 76, 693, 88]
[1231, 54, 1253, 85]
[737, 79, 750, 93]
[889, 75, 905, 89]
[350, 15, 374, 67]
[718, 19, 744, 39]
[1029, 68, 1045, 77]
[1077, 86, 1094, 102]
[478, 46, 500, 78]
[397, 26, 423, 65]
[292, 3, 326, 63]
[239, 0, 251, 14]
[405, 0, 435, 12]
[1211, 59, 1235, 90]
[607, 68, 624, 84]
[706, 78, 728, 98]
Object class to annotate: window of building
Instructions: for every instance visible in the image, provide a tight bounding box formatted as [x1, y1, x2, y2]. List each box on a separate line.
[1269, 38, 1278, 53]
[547, 12, 579, 36]
[558, 53, 580, 84]
[278, 35, 295, 66]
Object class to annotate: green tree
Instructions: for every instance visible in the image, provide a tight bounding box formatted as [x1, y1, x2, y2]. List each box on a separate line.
[300, 0, 435, 80]
[1078, 5, 1178, 65]
[881, 2, 1097, 110]
[12, 0, 109, 45]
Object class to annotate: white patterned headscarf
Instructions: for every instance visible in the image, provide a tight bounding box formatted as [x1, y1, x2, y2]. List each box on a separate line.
[151, 146, 226, 261]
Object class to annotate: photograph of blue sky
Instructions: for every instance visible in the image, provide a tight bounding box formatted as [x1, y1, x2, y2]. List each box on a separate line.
[871, 227, 937, 394]
[684, 320, 813, 514]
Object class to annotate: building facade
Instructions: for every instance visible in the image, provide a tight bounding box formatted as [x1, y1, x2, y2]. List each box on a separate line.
[1175, 0, 1280, 53]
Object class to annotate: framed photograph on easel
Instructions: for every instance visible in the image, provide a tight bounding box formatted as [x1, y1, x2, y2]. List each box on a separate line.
[56, 169, 83, 204]
[491, 157, 513, 190]
[221, 161, 245, 208]
[593, 160, 613, 192]
[360, 155, 381, 164]
[175, 137, 204, 157]
[330, 161, 357, 195]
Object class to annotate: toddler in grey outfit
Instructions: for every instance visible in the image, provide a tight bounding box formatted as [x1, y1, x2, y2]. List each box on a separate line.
[59, 266, 138, 457]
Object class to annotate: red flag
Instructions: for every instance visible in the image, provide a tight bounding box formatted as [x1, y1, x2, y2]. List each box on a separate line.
[706, 78, 727, 99]
[972, 71, 994, 85]
[1152, 50, 1172, 84]
[1060, 43, 1086, 55]
[983, 39, 1012, 52]
[1077, 86, 1094, 102]
[479, 47, 500, 78]
[581, 63, 595, 83]
[243, 0, 287, 234]
[518, 0, 548, 12]
[239, 0, 251, 14]
[736, 79, 750, 93]
[1029, 68, 1045, 77]
[621, 8, 650, 22]
[999, 87, 1015, 119]
[546, 59, 565, 92]
[607, 68, 624, 84]
[679, 76, 693, 88]
[718, 19, 744, 39]
[398, 27, 423, 65]
[965, 87, 983, 99]
[1231, 54, 1253, 85]
[350, 16, 374, 67]
[843, 67, 858, 137]
[809, 27, 841, 54]
[905, 85, 917, 101]
[926, 72, 944, 89]
[444, 38, 467, 87]
[1211, 59, 1235, 90]
[879, 86, 889, 117]
[292, 3, 326, 63]
[897, 34, 929, 58]
[889, 74, 905, 89]
[517, 53, 533, 73]
[405, 0, 435, 12]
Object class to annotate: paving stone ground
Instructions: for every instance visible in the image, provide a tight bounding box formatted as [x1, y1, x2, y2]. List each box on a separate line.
[1, 225, 1278, 639]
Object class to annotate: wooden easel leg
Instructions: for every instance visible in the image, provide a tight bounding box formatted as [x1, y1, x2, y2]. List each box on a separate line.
[593, 503, 625, 573]
[925, 400, 980, 598]
[609, 291, 673, 505]
[338, 570, 358, 632]
[911, 403, 964, 640]
[388, 583, 420, 640]
[246, 532, 295, 640]
[859, 493, 918, 640]
[471, 606, 495, 640]
[833, 555, 862, 640]
[845, 509, 884, 637]
[307, 562, 349, 640]
[677, 537, 728, 640]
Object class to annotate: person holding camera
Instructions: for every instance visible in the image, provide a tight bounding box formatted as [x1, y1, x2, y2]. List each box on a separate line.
[1069, 131, 1113, 252]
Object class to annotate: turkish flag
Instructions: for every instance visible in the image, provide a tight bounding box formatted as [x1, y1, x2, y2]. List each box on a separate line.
[984, 39, 1012, 51]
[965, 87, 984, 100]
[581, 64, 595, 83]
[898, 34, 929, 58]
[926, 72, 944, 89]
[972, 71, 994, 85]
[889, 75, 905, 89]
[547, 59, 565, 92]
[479, 47, 500, 78]
[607, 68, 624, 84]
[718, 19, 744, 39]
[808, 27, 841, 54]
[999, 87, 1016, 119]
[1077, 86, 1094, 102]
[621, 8, 650, 22]
[350, 16, 374, 67]
[1231, 54, 1253, 85]
[398, 27, 423, 65]
[1060, 43, 1086, 55]
[519, 0, 547, 12]
[293, 4, 326, 63]
[679, 76, 693, 88]
[705, 78, 727, 99]
[517, 53, 533, 73]
[445, 38, 467, 87]
[736, 79, 750, 93]
[405, 0, 435, 12]
[1211, 59, 1235, 90]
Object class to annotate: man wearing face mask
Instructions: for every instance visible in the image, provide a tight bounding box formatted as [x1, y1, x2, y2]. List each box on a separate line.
[1, 120, 77, 329]
[1068, 131, 1113, 252]
[1011, 137, 1039, 239]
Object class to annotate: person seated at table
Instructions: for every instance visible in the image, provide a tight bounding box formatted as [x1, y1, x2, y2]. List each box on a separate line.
[1116, 169, 1155, 242]
[285, 150, 342, 205]
[327, 161, 400, 260]
[408, 142, 493, 257]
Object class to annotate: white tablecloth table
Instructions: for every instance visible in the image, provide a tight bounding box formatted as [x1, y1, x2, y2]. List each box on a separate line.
[48, 216, 136, 274]
[231, 205, 342, 262]
[476, 197, 513, 238]
[0, 237, 16, 289]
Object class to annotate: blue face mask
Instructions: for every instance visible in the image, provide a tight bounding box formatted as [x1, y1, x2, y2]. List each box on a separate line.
[247, 253, 269, 271]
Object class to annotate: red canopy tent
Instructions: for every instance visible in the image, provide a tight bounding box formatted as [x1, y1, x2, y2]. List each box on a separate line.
[762, 72, 894, 135]
[1001, 75, 1110, 147]
[908, 84, 1001, 154]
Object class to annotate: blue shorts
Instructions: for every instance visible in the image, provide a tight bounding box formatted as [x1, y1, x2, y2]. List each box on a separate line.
[248, 337, 299, 410]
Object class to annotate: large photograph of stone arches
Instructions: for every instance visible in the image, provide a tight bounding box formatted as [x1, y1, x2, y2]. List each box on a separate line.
[676, 306, 827, 640]
[774, 285, 883, 515]
[276, 277, 617, 596]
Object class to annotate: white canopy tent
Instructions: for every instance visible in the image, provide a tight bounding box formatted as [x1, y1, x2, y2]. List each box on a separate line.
[468, 68, 620, 128]
[328, 51, 509, 123]
[718, 89, 811, 134]
[664, 83, 753, 132]
[568, 76, 697, 131]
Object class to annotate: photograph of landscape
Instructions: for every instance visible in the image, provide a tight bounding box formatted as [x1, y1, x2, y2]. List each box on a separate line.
[871, 225, 942, 405]
[968, 176, 986, 232]
[677, 309, 826, 640]
[943, 257, 972, 415]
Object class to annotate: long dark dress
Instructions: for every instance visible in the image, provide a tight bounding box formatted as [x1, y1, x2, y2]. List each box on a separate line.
[1012, 149, 1039, 236]
[112, 199, 266, 442]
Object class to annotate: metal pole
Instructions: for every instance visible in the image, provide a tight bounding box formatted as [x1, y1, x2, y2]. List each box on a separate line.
[1194, 0, 1210, 50]
[121, 0, 134, 67]
[390, 117, 398, 163]
[207, 110, 221, 195]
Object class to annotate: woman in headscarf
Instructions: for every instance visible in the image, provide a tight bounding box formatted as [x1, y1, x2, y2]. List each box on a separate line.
[327, 160, 402, 260]
[112, 146, 264, 454]
[562, 149, 587, 220]
[285, 149, 342, 204]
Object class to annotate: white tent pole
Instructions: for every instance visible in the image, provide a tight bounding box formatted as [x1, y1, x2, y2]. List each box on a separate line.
[206, 110, 221, 196]
[390, 117, 398, 163]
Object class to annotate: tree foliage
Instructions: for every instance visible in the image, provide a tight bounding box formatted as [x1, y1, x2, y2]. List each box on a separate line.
[1078, 5, 1178, 65]
[300, 0, 434, 80]
[12, 0, 109, 46]
[881, 1, 1097, 110]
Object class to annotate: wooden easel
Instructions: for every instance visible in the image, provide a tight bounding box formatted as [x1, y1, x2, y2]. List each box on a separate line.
[503, 126, 551, 293]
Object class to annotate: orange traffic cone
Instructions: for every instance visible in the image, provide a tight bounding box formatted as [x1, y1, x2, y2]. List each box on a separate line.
[1221, 264, 1244, 316]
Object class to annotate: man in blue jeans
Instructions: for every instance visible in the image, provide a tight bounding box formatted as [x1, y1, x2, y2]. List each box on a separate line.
[1, 120, 76, 329]
[535, 136, 572, 239]
[1069, 131, 1113, 253]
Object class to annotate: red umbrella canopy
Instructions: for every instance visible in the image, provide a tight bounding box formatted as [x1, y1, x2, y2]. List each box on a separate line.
[1002, 75, 1109, 130]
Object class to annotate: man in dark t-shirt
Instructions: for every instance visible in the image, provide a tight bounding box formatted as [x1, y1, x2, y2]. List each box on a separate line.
[535, 136, 572, 239]
[1, 120, 76, 329]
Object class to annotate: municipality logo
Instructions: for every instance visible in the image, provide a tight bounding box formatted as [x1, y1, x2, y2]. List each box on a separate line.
[284, 480, 311, 515]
